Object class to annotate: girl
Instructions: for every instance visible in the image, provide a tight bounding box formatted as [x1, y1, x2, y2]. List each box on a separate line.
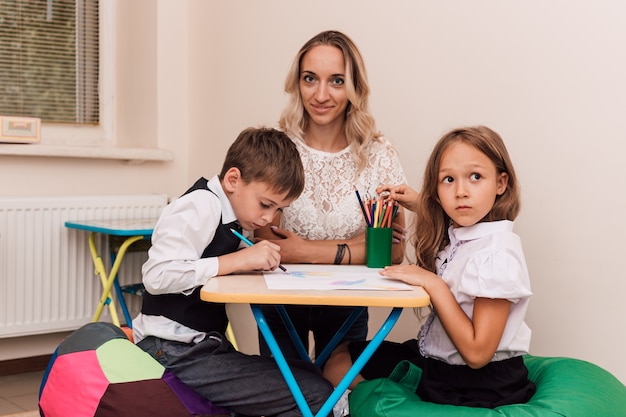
[323, 126, 536, 408]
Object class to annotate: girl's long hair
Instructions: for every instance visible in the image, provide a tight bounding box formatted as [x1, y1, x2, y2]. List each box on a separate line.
[414, 126, 521, 272]
[279, 30, 381, 173]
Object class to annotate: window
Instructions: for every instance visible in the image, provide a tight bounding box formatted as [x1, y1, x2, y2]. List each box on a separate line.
[0, 1, 172, 162]
[0, 0, 99, 125]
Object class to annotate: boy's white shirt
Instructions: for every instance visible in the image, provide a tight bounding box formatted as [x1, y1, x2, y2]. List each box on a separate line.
[133, 175, 244, 344]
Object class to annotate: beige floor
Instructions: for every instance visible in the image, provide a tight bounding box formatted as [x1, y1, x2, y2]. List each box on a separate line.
[0, 371, 42, 415]
[0, 413, 37, 417]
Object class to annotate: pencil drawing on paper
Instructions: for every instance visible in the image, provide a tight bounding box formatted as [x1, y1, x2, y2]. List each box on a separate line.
[263, 264, 412, 291]
[289, 270, 334, 278]
[330, 278, 367, 286]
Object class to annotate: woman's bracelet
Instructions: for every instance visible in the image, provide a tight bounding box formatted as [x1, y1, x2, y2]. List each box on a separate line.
[334, 243, 346, 265]
[334, 243, 351, 265]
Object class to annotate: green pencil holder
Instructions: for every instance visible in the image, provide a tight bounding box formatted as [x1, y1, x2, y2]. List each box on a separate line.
[365, 227, 393, 268]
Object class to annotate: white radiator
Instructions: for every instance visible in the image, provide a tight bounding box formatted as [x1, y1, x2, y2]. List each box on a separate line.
[0, 194, 168, 338]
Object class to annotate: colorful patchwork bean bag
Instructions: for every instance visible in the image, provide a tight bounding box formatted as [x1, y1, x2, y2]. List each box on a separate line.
[39, 322, 230, 417]
[349, 355, 626, 417]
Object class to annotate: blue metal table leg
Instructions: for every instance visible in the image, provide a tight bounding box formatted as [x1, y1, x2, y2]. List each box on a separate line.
[314, 306, 365, 368]
[251, 304, 314, 417]
[315, 307, 403, 417]
[276, 305, 311, 363]
[253, 304, 403, 417]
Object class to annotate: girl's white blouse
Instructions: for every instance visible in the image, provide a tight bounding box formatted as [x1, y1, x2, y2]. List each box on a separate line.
[420, 220, 533, 365]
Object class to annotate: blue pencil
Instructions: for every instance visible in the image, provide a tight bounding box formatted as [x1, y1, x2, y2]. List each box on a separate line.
[354, 187, 372, 227]
[230, 228, 288, 272]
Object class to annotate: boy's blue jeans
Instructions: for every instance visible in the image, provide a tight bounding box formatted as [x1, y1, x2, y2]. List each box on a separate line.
[138, 332, 333, 417]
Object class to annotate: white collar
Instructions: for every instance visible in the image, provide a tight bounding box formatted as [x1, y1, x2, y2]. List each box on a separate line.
[207, 175, 238, 225]
[449, 220, 514, 243]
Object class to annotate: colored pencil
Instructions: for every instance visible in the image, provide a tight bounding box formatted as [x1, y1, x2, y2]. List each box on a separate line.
[380, 203, 392, 228]
[374, 197, 383, 227]
[354, 188, 396, 228]
[354, 186, 372, 227]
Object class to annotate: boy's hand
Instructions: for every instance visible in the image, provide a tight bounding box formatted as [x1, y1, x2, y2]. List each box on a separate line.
[218, 240, 283, 274]
[242, 240, 282, 271]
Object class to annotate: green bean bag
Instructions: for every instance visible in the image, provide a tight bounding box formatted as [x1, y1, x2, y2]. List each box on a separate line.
[349, 355, 626, 417]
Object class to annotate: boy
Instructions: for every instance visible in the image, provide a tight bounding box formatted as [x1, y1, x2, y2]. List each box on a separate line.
[132, 127, 333, 416]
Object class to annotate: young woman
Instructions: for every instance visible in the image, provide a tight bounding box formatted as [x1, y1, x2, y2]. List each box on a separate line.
[254, 30, 408, 361]
[324, 126, 536, 408]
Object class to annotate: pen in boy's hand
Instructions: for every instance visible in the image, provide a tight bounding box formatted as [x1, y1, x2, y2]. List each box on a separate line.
[230, 228, 288, 272]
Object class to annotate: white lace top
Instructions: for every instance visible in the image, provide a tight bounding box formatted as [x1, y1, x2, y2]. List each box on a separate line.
[281, 136, 407, 240]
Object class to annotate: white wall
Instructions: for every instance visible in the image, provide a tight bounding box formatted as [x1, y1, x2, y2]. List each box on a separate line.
[1, 0, 624, 384]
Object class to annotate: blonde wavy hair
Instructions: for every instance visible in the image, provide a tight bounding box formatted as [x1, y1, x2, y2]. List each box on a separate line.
[279, 30, 382, 173]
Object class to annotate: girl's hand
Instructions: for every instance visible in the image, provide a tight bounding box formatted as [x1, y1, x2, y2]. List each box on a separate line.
[382, 264, 512, 369]
[379, 264, 437, 287]
[376, 183, 419, 213]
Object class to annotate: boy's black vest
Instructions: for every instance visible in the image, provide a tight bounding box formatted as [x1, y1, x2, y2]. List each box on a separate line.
[141, 177, 241, 334]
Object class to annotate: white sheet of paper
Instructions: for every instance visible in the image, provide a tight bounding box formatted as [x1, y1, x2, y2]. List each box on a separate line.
[263, 264, 413, 291]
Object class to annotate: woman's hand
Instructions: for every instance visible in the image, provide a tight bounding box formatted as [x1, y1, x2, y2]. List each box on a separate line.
[257, 225, 369, 264]
[257, 225, 308, 263]
[376, 183, 419, 213]
[390, 211, 407, 244]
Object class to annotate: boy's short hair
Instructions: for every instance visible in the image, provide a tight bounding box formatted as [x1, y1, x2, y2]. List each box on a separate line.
[219, 127, 305, 200]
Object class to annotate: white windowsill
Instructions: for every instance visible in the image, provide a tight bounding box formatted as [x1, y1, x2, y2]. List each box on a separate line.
[0, 143, 174, 164]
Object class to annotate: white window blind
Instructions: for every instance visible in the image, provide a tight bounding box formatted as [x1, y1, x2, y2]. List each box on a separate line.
[0, 0, 99, 124]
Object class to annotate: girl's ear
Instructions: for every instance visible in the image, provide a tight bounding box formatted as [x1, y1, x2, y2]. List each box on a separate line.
[496, 172, 509, 195]
[222, 167, 241, 193]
